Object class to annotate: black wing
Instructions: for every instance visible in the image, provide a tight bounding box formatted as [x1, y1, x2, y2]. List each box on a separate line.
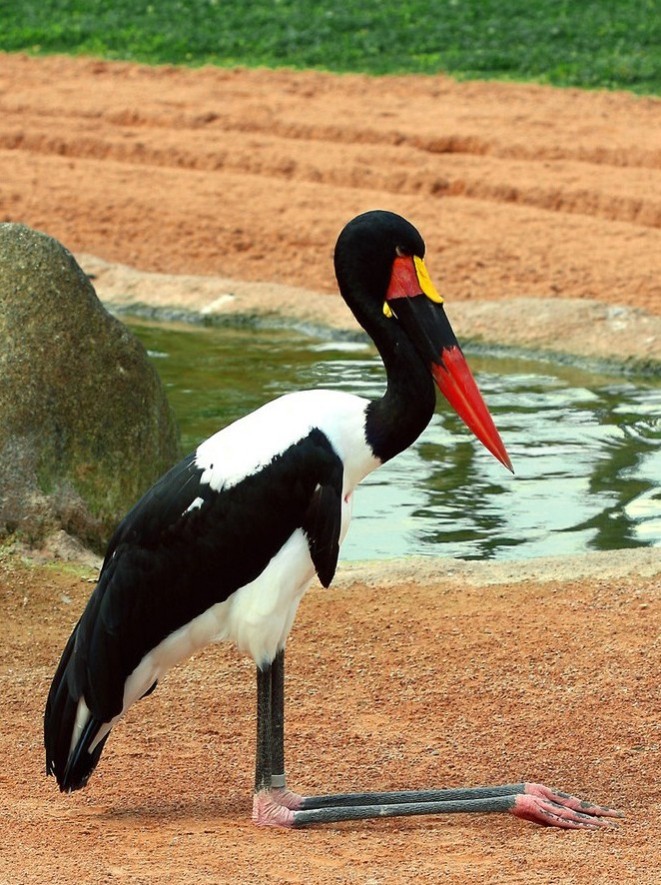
[302, 466, 343, 588]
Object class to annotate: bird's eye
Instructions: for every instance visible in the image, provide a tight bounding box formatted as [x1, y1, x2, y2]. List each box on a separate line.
[395, 246, 408, 258]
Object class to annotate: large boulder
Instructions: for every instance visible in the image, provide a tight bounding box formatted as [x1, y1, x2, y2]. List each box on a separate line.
[0, 224, 180, 551]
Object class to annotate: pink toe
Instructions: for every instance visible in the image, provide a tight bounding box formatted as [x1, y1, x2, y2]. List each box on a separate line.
[511, 794, 612, 830]
[524, 783, 622, 818]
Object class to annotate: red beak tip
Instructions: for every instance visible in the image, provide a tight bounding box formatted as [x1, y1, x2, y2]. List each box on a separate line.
[431, 349, 514, 475]
[488, 441, 514, 474]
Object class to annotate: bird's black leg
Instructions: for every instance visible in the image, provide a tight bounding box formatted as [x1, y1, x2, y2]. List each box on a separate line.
[269, 650, 305, 809]
[252, 658, 284, 824]
[290, 782, 621, 829]
[269, 648, 285, 789]
[253, 649, 287, 794]
[253, 660, 272, 796]
[252, 649, 303, 827]
[252, 654, 620, 830]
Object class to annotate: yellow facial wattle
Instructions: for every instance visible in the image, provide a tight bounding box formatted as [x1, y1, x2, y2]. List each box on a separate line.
[414, 256, 443, 304]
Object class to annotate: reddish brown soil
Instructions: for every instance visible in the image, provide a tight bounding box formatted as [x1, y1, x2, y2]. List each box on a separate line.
[2, 553, 659, 884]
[1, 54, 660, 314]
[0, 53, 660, 884]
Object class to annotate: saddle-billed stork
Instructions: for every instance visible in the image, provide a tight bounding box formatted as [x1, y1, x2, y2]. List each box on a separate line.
[45, 210, 619, 830]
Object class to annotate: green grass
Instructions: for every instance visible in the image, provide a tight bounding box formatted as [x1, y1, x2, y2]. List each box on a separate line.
[1, 0, 659, 94]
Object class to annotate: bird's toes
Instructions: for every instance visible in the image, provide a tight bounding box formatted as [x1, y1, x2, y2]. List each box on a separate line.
[511, 793, 619, 830]
[523, 783, 623, 819]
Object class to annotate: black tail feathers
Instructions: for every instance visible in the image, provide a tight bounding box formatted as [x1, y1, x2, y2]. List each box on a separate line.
[44, 629, 109, 792]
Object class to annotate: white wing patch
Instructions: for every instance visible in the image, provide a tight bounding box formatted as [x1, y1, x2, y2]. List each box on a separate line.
[194, 389, 378, 493]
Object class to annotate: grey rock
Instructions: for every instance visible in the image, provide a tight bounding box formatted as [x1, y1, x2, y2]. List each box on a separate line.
[0, 224, 180, 550]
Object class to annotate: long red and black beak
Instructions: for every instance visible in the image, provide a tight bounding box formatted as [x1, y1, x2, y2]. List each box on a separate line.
[385, 254, 513, 472]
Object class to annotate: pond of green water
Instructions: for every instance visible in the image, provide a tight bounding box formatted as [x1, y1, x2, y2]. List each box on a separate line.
[128, 318, 661, 562]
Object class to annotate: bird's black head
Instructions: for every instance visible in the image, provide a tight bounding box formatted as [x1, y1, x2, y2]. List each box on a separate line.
[334, 210, 426, 312]
[333, 209, 513, 472]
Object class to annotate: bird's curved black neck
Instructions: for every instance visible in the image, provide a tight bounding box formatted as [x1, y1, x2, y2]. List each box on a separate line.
[334, 211, 438, 464]
[351, 292, 437, 464]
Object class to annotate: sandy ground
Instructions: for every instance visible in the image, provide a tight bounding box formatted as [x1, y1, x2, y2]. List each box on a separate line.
[0, 53, 660, 884]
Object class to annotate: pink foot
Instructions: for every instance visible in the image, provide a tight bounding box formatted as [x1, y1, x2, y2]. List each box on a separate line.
[252, 789, 298, 828]
[271, 786, 305, 810]
[511, 783, 622, 830]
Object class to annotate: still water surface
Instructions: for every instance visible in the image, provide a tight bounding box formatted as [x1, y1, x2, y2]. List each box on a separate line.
[129, 319, 661, 562]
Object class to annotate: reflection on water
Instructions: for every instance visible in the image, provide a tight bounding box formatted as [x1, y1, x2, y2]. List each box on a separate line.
[130, 320, 661, 562]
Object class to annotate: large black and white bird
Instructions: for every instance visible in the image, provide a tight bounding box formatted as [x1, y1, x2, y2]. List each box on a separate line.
[45, 210, 619, 830]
